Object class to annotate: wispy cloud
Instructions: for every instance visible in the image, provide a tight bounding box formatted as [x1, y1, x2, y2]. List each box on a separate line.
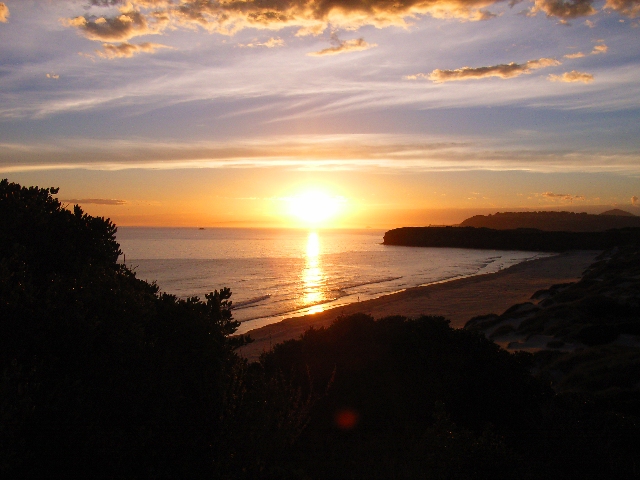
[96, 42, 172, 59]
[46, 73, 60, 79]
[308, 35, 376, 56]
[0, 2, 8, 23]
[238, 37, 284, 48]
[564, 52, 585, 58]
[411, 58, 561, 83]
[3, 135, 640, 175]
[548, 70, 594, 82]
[542, 191, 585, 201]
[62, 198, 127, 205]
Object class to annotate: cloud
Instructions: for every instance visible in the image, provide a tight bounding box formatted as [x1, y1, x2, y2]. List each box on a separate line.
[63, 5, 169, 42]
[632, 195, 639, 206]
[548, 70, 594, 83]
[239, 37, 284, 48]
[542, 192, 585, 201]
[529, 0, 597, 20]
[605, 0, 640, 17]
[0, 2, 8, 23]
[62, 198, 127, 205]
[419, 57, 560, 83]
[46, 73, 60, 79]
[564, 52, 585, 58]
[78, 52, 97, 61]
[404, 73, 430, 80]
[65, 0, 504, 44]
[96, 42, 172, 59]
[5, 134, 640, 175]
[308, 35, 376, 56]
[591, 43, 608, 54]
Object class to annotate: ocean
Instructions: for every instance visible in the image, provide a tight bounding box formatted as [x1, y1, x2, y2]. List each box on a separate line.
[116, 227, 548, 334]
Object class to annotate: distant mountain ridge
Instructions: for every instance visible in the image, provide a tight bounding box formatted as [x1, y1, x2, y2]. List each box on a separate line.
[600, 208, 636, 217]
[459, 210, 640, 232]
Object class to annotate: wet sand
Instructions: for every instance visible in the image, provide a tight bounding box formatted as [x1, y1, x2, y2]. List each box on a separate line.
[237, 250, 600, 362]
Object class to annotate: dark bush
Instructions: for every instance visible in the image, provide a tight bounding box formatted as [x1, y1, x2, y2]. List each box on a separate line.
[576, 324, 620, 346]
[261, 313, 548, 478]
[0, 180, 285, 479]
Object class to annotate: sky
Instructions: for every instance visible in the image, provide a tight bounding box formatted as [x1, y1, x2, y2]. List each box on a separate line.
[1, 0, 640, 228]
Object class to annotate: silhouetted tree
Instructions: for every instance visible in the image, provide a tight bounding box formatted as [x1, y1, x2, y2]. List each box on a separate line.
[0, 180, 262, 478]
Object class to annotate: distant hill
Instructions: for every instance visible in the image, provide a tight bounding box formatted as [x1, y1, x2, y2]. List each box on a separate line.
[600, 208, 636, 217]
[383, 226, 640, 252]
[459, 211, 640, 232]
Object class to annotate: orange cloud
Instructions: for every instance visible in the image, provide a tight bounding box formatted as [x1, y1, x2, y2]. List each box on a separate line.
[421, 57, 560, 83]
[591, 43, 608, 54]
[529, 0, 597, 19]
[96, 42, 172, 59]
[63, 6, 168, 42]
[308, 36, 376, 56]
[239, 37, 285, 48]
[62, 198, 127, 205]
[548, 70, 594, 82]
[0, 2, 8, 23]
[605, 0, 640, 17]
[542, 192, 585, 200]
[66, 0, 504, 43]
[564, 51, 585, 58]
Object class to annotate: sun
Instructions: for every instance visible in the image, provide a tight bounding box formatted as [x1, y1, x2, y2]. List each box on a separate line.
[287, 190, 345, 226]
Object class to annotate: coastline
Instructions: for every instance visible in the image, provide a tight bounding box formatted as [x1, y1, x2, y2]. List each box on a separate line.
[237, 250, 600, 362]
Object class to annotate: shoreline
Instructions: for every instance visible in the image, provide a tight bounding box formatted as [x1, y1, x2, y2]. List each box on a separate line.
[237, 250, 600, 362]
[234, 251, 550, 334]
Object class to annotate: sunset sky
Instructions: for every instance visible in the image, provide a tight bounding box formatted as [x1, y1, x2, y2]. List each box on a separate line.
[1, 0, 639, 227]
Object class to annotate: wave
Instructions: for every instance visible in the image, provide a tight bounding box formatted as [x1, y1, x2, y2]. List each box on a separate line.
[337, 276, 403, 291]
[232, 294, 271, 310]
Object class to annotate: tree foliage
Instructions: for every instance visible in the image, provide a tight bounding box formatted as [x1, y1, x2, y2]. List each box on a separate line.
[0, 180, 263, 478]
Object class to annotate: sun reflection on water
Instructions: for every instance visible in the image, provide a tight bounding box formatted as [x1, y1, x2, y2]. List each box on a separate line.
[302, 232, 326, 314]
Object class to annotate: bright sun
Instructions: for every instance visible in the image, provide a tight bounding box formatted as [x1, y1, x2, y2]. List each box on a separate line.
[287, 190, 345, 226]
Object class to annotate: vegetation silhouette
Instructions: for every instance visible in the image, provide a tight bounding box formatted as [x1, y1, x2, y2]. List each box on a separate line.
[384, 225, 640, 251]
[460, 210, 640, 231]
[0, 180, 304, 478]
[2, 179, 638, 478]
[260, 313, 639, 479]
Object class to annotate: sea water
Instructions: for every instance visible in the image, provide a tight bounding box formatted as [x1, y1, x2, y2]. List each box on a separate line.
[116, 227, 548, 334]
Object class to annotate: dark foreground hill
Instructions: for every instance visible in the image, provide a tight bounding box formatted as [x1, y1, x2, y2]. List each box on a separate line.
[383, 225, 640, 251]
[460, 210, 640, 231]
[2, 179, 639, 479]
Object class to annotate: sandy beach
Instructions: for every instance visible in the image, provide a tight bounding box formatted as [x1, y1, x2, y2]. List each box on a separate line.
[237, 250, 600, 361]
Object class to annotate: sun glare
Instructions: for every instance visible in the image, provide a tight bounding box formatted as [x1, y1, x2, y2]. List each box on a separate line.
[287, 190, 345, 226]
